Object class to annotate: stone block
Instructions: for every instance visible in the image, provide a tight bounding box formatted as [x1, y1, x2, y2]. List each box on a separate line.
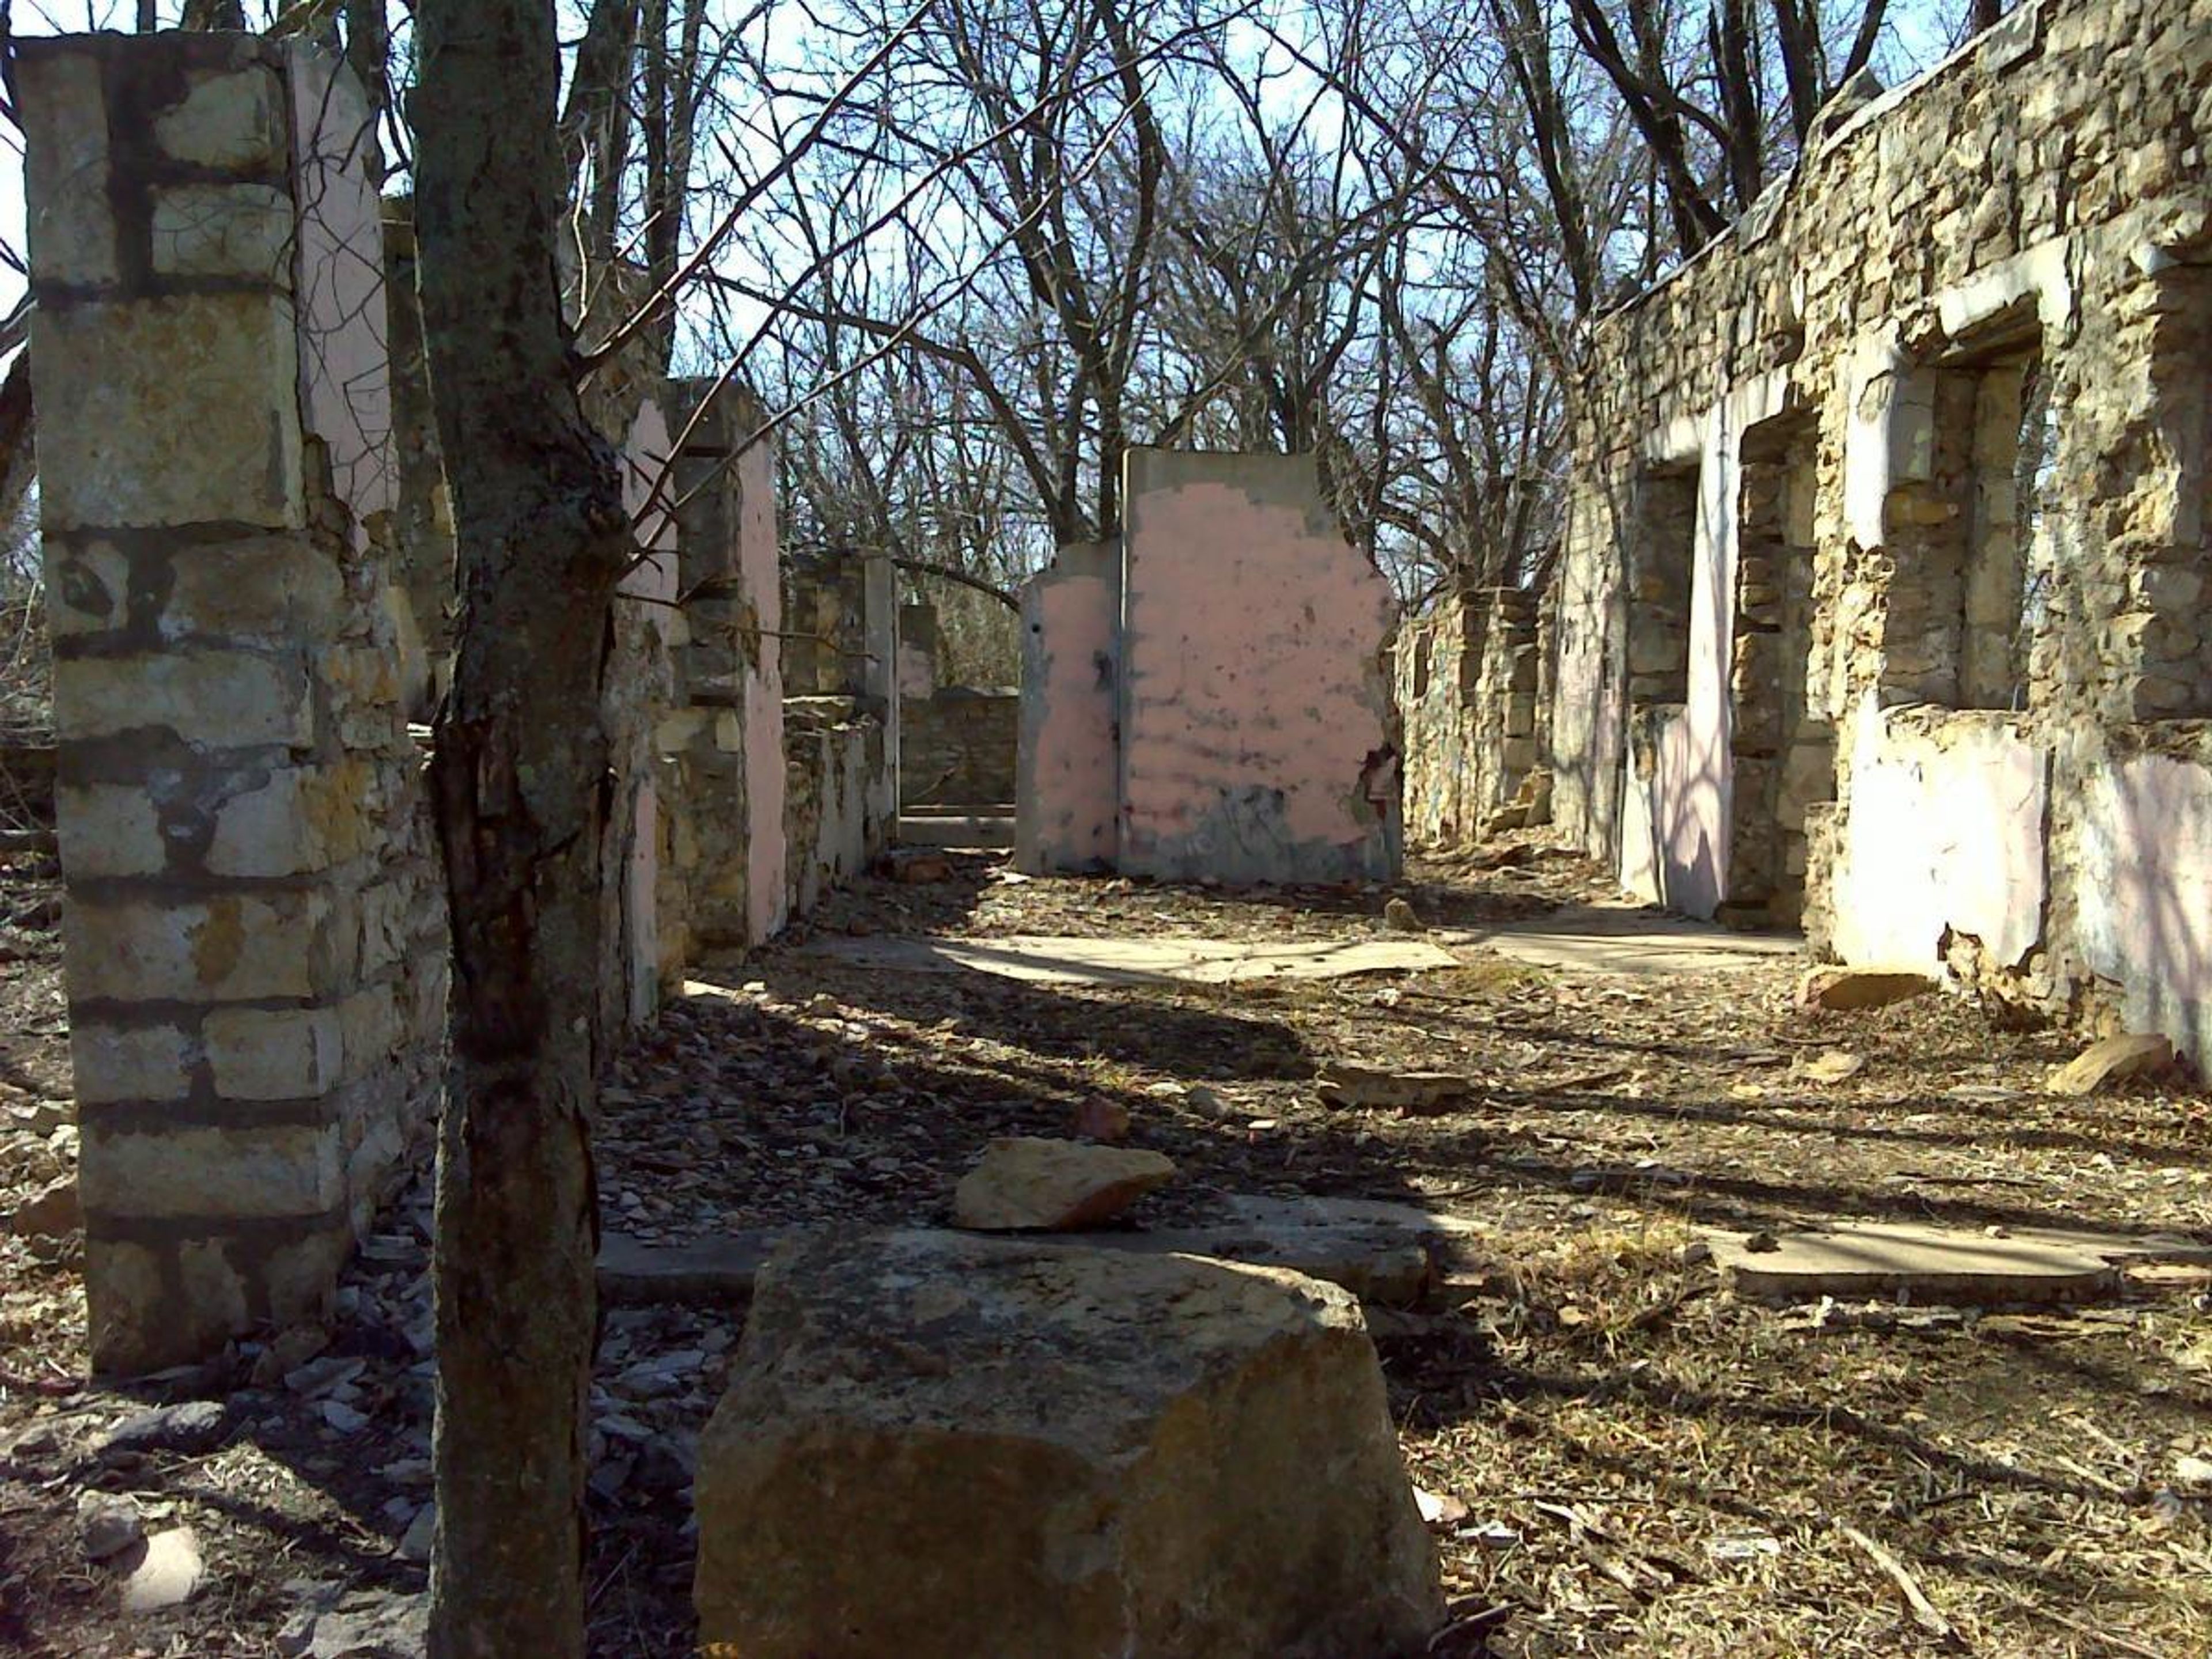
[165, 535, 344, 644]
[151, 185, 293, 284]
[79, 1120, 342, 1219]
[55, 782, 168, 877]
[63, 890, 334, 1003]
[70, 1022, 193, 1106]
[154, 66, 285, 171]
[53, 650, 311, 749]
[19, 49, 118, 288]
[258, 1224, 353, 1330]
[694, 1230, 1443, 1658]
[85, 1237, 179, 1374]
[337, 984, 402, 1084]
[45, 540, 133, 639]
[32, 295, 304, 533]
[202, 1005, 343, 1100]
[206, 762, 370, 877]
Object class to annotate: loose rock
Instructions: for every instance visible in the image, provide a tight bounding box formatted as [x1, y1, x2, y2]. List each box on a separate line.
[1382, 897, 1424, 931]
[1316, 1059, 1472, 1113]
[121, 1527, 203, 1613]
[100, 1399, 227, 1459]
[694, 1230, 1444, 1658]
[952, 1137, 1175, 1231]
[7, 1175, 79, 1238]
[78, 1491, 144, 1562]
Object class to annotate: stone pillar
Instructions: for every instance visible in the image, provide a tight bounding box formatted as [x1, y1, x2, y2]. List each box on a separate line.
[860, 553, 899, 828]
[21, 35, 445, 1372]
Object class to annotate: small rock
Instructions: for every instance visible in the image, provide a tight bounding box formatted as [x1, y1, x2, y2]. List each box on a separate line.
[398, 1502, 436, 1563]
[1183, 1084, 1230, 1118]
[2046, 1032, 2175, 1097]
[888, 850, 953, 884]
[1382, 897, 1423, 932]
[1315, 1060, 1472, 1113]
[78, 1491, 145, 1562]
[1743, 1230, 1780, 1253]
[272, 1325, 332, 1373]
[101, 1400, 226, 1459]
[321, 1399, 368, 1435]
[7, 1176, 79, 1238]
[122, 1527, 204, 1613]
[952, 1137, 1176, 1232]
[1794, 1048, 1865, 1084]
[1797, 967, 1937, 1012]
[1071, 1097, 1131, 1144]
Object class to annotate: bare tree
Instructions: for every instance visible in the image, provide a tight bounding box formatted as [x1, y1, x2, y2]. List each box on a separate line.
[412, 0, 632, 1649]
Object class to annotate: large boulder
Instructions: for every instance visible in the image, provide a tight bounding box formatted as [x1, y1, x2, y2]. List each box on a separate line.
[694, 1230, 1444, 1658]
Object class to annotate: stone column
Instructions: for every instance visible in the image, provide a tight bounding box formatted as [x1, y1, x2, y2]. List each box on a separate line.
[21, 34, 445, 1372]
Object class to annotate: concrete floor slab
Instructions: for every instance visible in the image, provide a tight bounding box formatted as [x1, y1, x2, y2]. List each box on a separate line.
[1442, 904, 1802, 976]
[804, 932, 1459, 985]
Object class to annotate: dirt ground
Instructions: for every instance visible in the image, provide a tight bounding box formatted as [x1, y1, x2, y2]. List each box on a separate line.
[3, 839, 2210, 1657]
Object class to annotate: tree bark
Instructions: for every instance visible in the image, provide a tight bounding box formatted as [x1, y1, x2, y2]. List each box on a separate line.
[413, 0, 631, 1653]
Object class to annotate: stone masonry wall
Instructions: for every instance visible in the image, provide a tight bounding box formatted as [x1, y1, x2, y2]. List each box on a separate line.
[1397, 588, 1541, 849]
[1554, 0, 2212, 1058]
[21, 35, 445, 1370]
[900, 687, 1017, 807]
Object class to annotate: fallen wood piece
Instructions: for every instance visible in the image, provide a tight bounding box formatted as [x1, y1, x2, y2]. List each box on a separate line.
[1836, 1521, 1957, 1645]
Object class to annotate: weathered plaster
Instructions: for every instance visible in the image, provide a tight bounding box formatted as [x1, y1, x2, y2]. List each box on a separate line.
[1016, 540, 1122, 873]
[1116, 449, 1399, 885]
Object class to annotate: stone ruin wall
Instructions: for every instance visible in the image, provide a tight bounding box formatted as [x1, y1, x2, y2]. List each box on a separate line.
[18, 32, 895, 1371]
[1552, 0, 2212, 1054]
[1396, 588, 1547, 849]
[896, 607, 1018, 808]
[781, 548, 894, 911]
[20, 35, 446, 1370]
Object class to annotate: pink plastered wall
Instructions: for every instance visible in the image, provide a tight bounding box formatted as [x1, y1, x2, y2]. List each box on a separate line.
[1116, 449, 1398, 885]
[1014, 540, 1120, 873]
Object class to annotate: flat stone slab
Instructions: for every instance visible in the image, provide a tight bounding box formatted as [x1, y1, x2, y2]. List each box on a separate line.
[1440, 906, 1800, 976]
[599, 1231, 772, 1305]
[599, 1195, 1471, 1310]
[806, 931, 1458, 985]
[1705, 1220, 2207, 1304]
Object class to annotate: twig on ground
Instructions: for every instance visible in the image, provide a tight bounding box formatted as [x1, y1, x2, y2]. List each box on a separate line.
[1837, 1520, 1961, 1647]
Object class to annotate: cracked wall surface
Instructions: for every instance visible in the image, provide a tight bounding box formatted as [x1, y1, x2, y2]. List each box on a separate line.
[1552, 0, 2212, 1059]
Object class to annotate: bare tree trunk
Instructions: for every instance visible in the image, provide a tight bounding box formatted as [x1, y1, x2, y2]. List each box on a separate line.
[414, 0, 631, 1652]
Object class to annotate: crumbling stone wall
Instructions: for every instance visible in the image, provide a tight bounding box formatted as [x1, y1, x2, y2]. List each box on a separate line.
[1396, 588, 1542, 847]
[21, 35, 445, 1370]
[783, 697, 890, 914]
[1552, 0, 2212, 1057]
[651, 380, 787, 958]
